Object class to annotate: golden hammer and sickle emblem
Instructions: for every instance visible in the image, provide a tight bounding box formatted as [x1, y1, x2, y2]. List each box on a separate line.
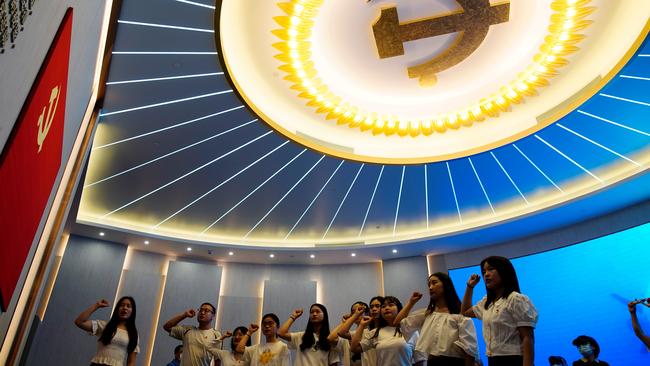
[373, 0, 510, 87]
[37, 85, 61, 153]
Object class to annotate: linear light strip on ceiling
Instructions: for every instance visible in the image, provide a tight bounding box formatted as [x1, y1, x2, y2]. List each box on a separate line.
[201, 149, 308, 234]
[322, 164, 365, 240]
[285, 161, 345, 240]
[577, 110, 650, 137]
[117, 20, 214, 33]
[393, 166, 405, 236]
[99, 90, 233, 117]
[86, 119, 258, 187]
[358, 165, 384, 237]
[424, 165, 429, 229]
[512, 144, 564, 193]
[174, 0, 216, 10]
[599, 93, 650, 107]
[112, 51, 218, 55]
[106, 72, 224, 85]
[490, 152, 529, 205]
[556, 124, 641, 167]
[244, 156, 326, 239]
[468, 157, 495, 214]
[101, 131, 273, 218]
[154, 141, 290, 229]
[619, 75, 650, 81]
[94, 106, 245, 149]
[534, 135, 603, 183]
[446, 162, 462, 223]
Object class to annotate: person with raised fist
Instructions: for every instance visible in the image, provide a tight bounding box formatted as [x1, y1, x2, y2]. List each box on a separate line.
[278, 304, 340, 365]
[236, 313, 290, 366]
[163, 303, 222, 366]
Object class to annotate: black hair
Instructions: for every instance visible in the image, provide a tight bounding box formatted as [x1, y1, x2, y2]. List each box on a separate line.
[262, 313, 280, 327]
[232, 326, 250, 350]
[200, 302, 216, 314]
[99, 296, 138, 354]
[426, 272, 462, 315]
[548, 356, 567, 366]
[300, 303, 332, 352]
[572, 335, 601, 358]
[368, 296, 384, 330]
[480, 256, 521, 310]
[372, 296, 403, 339]
[174, 345, 183, 354]
[350, 301, 368, 315]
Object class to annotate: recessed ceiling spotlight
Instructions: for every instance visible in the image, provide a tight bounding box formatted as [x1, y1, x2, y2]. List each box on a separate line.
[144, 240, 149, 245]
[392, 249, 398, 254]
[228, 251, 234, 256]
[351, 253, 356, 257]
[186, 247, 192, 252]
[310, 254, 315, 259]
[269, 253, 275, 258]
[99, 232, 105, 236]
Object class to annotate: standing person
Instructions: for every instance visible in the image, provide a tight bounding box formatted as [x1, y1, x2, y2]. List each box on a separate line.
[461, 256, 538, 366]
[628, 299, 650, 349]
[571, 335, 609, 366]
[278, 304, 340, 366]
[328, 301, 368, 366]
[349, 296, 417, 366]
[208, 327, 248, 366]
[163, 303, 222, 366]
[236, 313, 291, 366]
[74, 297, 139, 366]
[167, 345, 183, 366]
[393, 273, 479, 366]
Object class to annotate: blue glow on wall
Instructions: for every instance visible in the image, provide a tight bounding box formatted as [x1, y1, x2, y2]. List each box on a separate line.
[449, 222, 650, 365]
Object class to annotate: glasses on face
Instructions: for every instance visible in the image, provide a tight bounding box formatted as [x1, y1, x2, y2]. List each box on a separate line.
[262, 320, 276, 328]
[198, 308, 213, 314]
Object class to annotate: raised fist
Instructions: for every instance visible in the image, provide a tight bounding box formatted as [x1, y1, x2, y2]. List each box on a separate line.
[291, 308, 304, 319]
[184, 308, 197, 318]
[95, 299, 109, 308]
[467, 274, 481, 288]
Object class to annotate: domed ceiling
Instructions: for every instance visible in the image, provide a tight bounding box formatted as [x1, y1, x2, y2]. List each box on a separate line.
[76, 0, 650, 254]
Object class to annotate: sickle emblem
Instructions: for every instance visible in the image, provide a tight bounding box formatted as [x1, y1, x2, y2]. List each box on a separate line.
[37, 85, 60, 153]
[372, 0, 510, 87]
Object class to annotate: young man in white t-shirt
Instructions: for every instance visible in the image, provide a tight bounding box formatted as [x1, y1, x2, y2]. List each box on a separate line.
[164, 302, 224, 366]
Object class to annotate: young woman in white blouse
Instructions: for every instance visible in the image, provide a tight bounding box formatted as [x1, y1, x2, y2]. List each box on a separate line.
[349, 296, 422, 366]
[394, 272, 479, 366]
[208, 326, 249, 366]
[461, 256, 538, 366]
[236, 313, 290, 366]
[74, 297, 139, 366]
[278, 304, 340, 366]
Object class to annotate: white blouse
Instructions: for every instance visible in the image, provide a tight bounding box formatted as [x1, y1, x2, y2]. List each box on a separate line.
[360, 326, 415, 366]
[471, 292, 538, 357]
[401, 309, 478, 359]
[288, 331, 340, 366]
[89, 320, 139, 366]
[350, 329, 376, 366]
[209, 349, 245, 366]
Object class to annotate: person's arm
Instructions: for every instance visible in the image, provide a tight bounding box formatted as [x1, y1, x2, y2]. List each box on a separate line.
[517, 327, 534, 366]
[74, 299, 109, 332]
[461, 274, 480, 317]
[629, 301, 650, 348]
[393, 292, 422, 326]
[237, 324, 259, 353]
[329, 307, 364, 343]
[350, 316, 372, 353]
[278, 308, 303, 341]
[218, 331, 233, 343]
[126, 351, 137, 366]
[163, 308, 195, 333]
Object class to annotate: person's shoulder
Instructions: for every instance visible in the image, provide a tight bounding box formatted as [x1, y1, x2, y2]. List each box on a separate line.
[598, 361, 610, 366]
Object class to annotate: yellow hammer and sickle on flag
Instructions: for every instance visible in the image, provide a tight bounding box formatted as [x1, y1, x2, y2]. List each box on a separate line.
[37, 85, 61, 153]
[373, 0, 510, 86]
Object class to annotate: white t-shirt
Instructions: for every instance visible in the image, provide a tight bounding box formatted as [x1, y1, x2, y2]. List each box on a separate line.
[209, 349, 245, 366]
[350, 329, 375, 366]
[400, 309, 479, 359]
[288, 331, 340, 366]
[360, 326, 415, 366]
[170, 325, 222, 366]
[89, 320, 140, 366]
[471, 292, 538, 357]
[243, 341, 291, 366]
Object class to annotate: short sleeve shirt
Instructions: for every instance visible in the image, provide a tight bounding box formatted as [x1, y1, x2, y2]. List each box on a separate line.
[243, 341, 291, 366]
[170, 325, 222, 366]
[288, 331, 340, 366]
[89, 320, 140, 366]
[360, 327, 414, 366]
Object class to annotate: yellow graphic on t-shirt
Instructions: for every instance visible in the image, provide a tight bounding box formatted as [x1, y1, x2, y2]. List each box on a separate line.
[258, 348, 276, 364]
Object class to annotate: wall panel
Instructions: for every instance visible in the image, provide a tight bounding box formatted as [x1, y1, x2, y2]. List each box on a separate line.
[382, 256, 429, 305]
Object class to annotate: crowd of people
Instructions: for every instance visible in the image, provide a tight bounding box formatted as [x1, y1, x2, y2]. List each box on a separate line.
[73, 256, 649, 366]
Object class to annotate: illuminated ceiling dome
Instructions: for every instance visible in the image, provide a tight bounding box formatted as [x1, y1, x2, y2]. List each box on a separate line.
[78, 0, 650, 256]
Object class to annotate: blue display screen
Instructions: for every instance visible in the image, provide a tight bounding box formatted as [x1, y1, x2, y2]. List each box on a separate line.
[449, 222, 650, 365]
